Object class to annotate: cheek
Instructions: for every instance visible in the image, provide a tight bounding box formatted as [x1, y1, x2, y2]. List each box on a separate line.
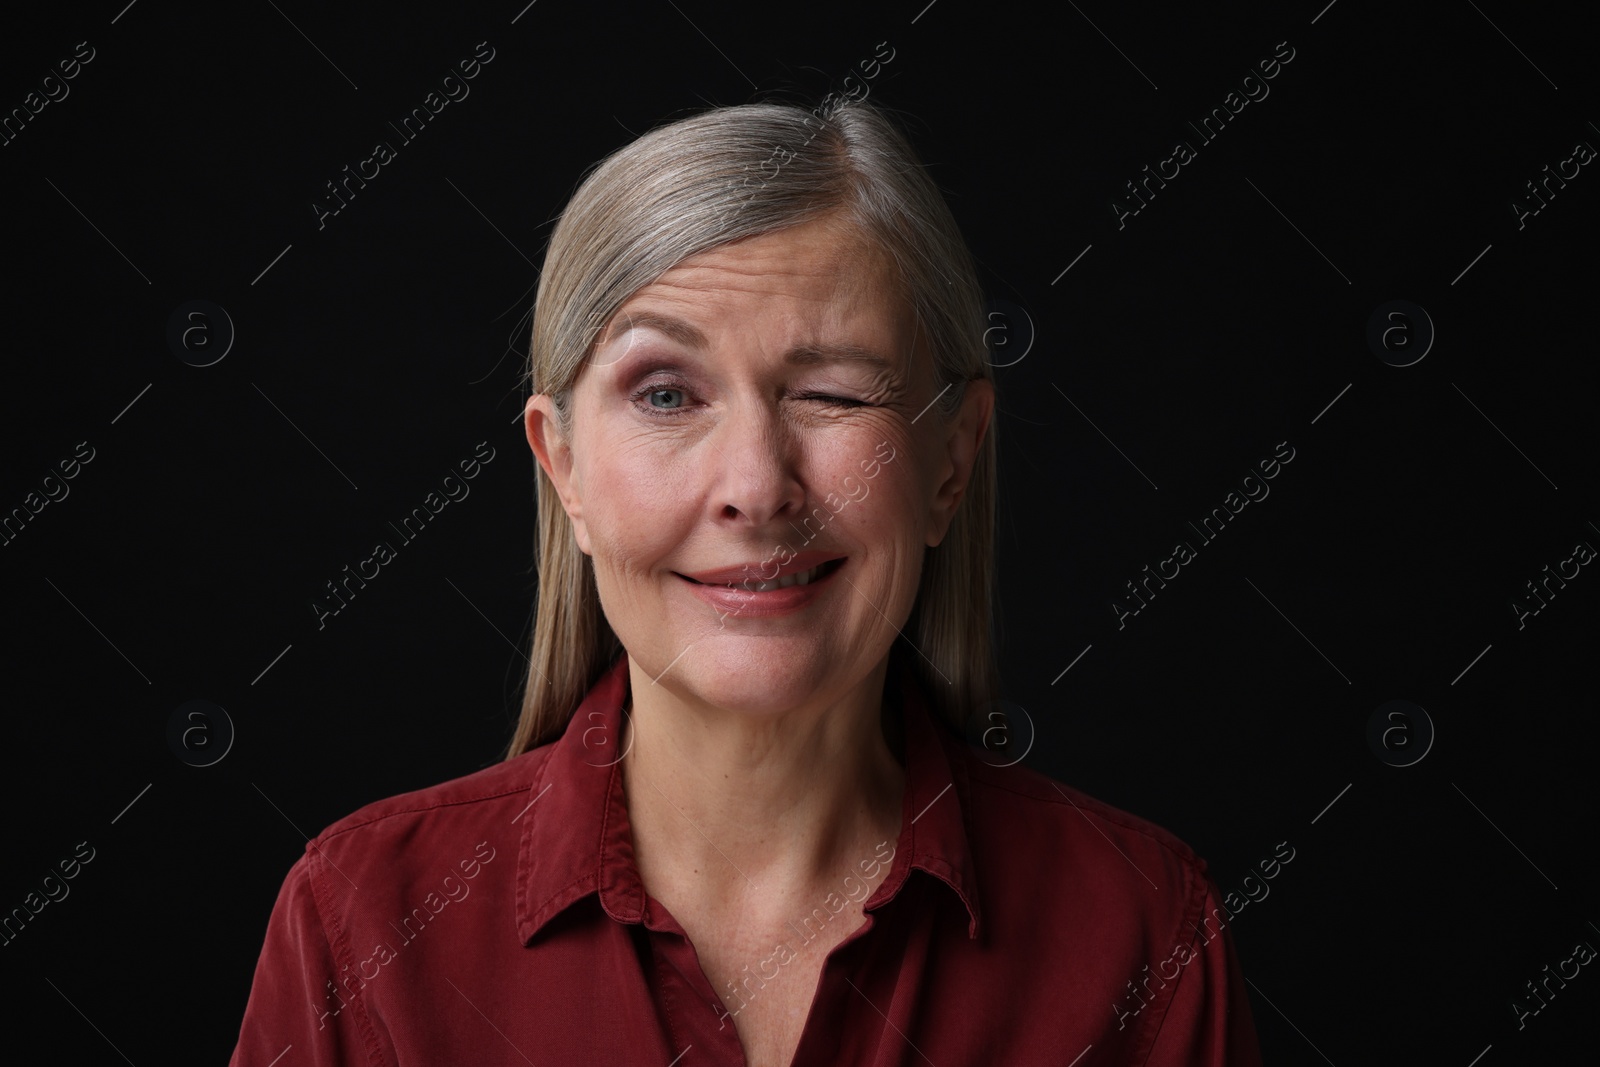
[825, 439, 928, 592]
[835, 414, 915, 482]
[840, 466, 919, 538]
[857, 425, 930, 525]
[574, 429, 699, 575]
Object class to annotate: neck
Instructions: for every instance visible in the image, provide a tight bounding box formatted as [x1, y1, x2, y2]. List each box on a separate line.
[618, 656, 907, 908]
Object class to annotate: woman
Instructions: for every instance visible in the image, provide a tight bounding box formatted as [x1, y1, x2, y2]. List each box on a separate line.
[230, 99, 1262, 1065]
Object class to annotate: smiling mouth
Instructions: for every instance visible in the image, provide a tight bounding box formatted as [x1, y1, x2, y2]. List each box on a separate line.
[677, 558, 845, 591]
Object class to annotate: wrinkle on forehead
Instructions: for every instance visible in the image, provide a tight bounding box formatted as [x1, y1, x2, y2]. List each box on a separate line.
[599, 216, 908, 338]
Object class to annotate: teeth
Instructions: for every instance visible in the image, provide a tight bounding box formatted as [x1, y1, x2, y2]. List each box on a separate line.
[729, 561, 828, 592]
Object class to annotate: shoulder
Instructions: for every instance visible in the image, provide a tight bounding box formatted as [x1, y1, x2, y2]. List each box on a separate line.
[315, 748, 551, 840]
[299, 746, 555, 884]
[960, 745, 1208, 872]
[235, 750, 561, 1063]
[951, 741, 1216, 928]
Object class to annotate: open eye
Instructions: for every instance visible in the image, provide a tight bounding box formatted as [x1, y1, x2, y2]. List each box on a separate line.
[643, 387, 687, 409]
[629, 380, 694, 414]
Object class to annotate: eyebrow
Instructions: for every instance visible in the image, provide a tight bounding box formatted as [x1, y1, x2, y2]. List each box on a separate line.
[604, 310, 896, 371]
[605, 311, 707, 351]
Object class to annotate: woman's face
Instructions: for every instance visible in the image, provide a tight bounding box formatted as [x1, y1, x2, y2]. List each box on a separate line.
[526, 212, 990, 715]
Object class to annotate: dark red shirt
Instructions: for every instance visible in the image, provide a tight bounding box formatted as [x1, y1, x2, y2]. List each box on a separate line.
[230, 655, 1262, 1065]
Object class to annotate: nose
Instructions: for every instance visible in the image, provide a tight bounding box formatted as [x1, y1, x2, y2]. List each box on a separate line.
[705, 399, 805, 528]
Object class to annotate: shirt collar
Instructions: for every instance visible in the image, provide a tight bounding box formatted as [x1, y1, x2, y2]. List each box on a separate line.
[516, 654, 983, 945]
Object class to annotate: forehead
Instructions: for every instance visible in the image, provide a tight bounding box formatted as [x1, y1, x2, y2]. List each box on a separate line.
[595, 214, 912, 348]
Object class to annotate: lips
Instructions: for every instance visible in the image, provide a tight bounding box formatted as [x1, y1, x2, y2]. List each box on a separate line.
[676, 550, 846, 588]
[675, 552, 847, 618]
[679, 558, 844, 591]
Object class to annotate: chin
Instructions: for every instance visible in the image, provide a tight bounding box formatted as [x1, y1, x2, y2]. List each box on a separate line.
[664, 637, 841, 714]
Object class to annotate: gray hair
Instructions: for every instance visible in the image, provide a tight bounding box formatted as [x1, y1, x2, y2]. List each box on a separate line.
[507, 98, 998, 755]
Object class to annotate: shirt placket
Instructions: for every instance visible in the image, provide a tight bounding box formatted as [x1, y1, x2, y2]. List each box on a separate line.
[641, 911, 749, 1064]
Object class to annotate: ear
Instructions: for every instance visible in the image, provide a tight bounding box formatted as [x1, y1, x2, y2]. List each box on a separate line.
[524, 394, 592, 554]
[924, 378, 994, 548]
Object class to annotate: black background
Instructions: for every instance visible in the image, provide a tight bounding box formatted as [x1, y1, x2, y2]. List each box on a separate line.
[2, 0, 1596, 1062]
